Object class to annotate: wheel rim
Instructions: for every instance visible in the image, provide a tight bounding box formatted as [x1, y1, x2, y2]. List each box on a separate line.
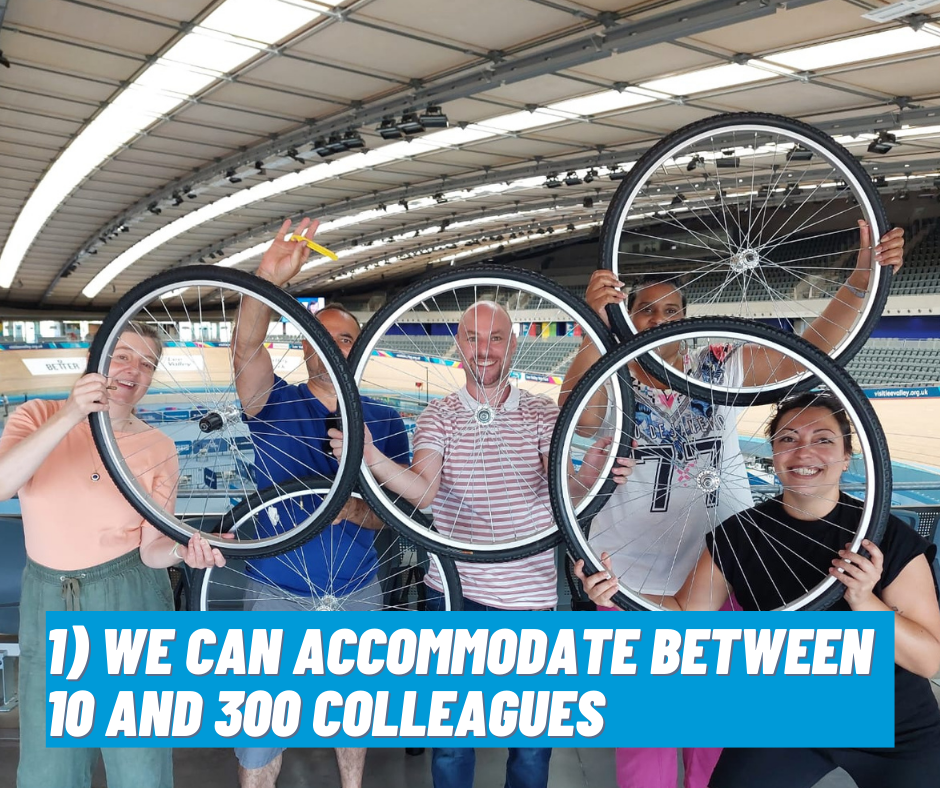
[350, 266, 615, 559]
[551, 320, 888, 611]
[603, 115, 886, 398]
[88, 268, 363, 556]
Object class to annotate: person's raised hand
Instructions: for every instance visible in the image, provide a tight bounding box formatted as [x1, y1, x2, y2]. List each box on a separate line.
[256, 218, 319, 287]
[873, 225, 904, 274]
[850, 221, 904, 292]
[62, 373, 111, 425]
[585, 270, 626, 328]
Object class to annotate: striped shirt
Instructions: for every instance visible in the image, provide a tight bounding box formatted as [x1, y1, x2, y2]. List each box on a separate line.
[415, 385, 558, 609]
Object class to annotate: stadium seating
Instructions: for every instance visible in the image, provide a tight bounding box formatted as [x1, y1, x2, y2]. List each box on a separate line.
[846, 339, 940, 386]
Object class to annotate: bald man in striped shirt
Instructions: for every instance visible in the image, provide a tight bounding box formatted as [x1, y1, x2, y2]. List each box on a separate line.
[337, 299, 630, 786]
[358, 300, 557, 788]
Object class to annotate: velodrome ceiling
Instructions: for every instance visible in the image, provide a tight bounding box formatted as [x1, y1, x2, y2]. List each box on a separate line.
[1, 0, 939, 317]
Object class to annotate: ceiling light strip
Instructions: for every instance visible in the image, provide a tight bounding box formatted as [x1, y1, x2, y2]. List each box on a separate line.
[67, 24, 940, 296]
[0, 0, 333, 288]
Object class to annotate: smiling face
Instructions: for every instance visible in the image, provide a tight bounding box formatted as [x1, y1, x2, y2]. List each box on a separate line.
[107, 331, 161, 409]
[456, 302, 517, 394]
[771, 406, 851, 507]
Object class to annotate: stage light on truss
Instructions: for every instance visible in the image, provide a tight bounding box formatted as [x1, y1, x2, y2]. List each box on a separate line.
[398, 112, 425, 135]
[326, 133, 348, 153]
[419, 105, 449, 128]
[867, 131, 896, 154]
[342, 130, 365, 149]
[377, 118, 402, 140]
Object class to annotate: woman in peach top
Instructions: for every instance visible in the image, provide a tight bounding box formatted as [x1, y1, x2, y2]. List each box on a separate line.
[0, 323, 225, 788]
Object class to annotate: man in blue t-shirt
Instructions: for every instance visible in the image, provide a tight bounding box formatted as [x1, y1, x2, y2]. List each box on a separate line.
[245, 373, 408, 599]
[230, 217, 409, 788]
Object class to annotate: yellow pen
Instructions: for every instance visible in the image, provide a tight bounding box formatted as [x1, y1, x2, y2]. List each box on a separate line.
[290, 234, 339, 260]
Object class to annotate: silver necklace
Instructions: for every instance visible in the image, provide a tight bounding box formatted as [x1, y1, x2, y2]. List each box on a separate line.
[83, 422, 104, 483]
[83, 417, 135, 482]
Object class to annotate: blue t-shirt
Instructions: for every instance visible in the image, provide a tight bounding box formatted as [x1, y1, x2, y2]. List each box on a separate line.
[245, 376, 410, 596]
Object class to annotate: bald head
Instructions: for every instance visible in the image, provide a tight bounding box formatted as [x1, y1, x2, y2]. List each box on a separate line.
[458, 300, 513, 337]
[456, 300, 517, 392]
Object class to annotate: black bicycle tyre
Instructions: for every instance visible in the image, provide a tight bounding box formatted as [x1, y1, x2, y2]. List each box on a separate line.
[349, 263, 615, 562]
[599, 112, 890, 401]
[188, 547, 465, 611]
[550, 317, 891, 612]
[87, 265, 364, 558]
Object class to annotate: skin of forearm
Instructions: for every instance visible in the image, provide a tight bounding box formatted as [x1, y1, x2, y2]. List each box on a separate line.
[139, 533, 183, 569]
[355, 506, 385, 531]
[850, 595, 940, 677]
[801, 287, 866, 354]
[231, 293, 274, 368]
[560, 338, 609, 436]
[338, 497, 384, 531]
[0, 408, 82, 500]
[802, 242, 881, 354]
[559, 337, 602, 404]
[366, 452, 436, 509]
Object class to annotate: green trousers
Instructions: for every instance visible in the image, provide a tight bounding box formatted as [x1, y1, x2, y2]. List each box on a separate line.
[17, 550, 175, 788]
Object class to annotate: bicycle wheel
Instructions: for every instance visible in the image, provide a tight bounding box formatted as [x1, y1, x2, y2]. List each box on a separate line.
[189, 517, 464, 612]
[349, 264, 616, 561]
[600, 112, 889, 401]
[550, 318, 890, 611]
[87, 265, 364, 557]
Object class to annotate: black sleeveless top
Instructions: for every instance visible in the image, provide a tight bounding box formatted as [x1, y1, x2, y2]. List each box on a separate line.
[707, 495, 940, 749]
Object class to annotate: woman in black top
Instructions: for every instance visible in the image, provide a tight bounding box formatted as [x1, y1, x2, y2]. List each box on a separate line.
[577, 391, 940, 788]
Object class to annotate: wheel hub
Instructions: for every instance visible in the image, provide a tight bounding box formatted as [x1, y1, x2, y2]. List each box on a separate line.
[474, 405, 496, 425]
[696, 469, 721, 493]
[198, 404, 241, 433]
[311, 594, 342, 611]
[729, 249, 761, 274]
